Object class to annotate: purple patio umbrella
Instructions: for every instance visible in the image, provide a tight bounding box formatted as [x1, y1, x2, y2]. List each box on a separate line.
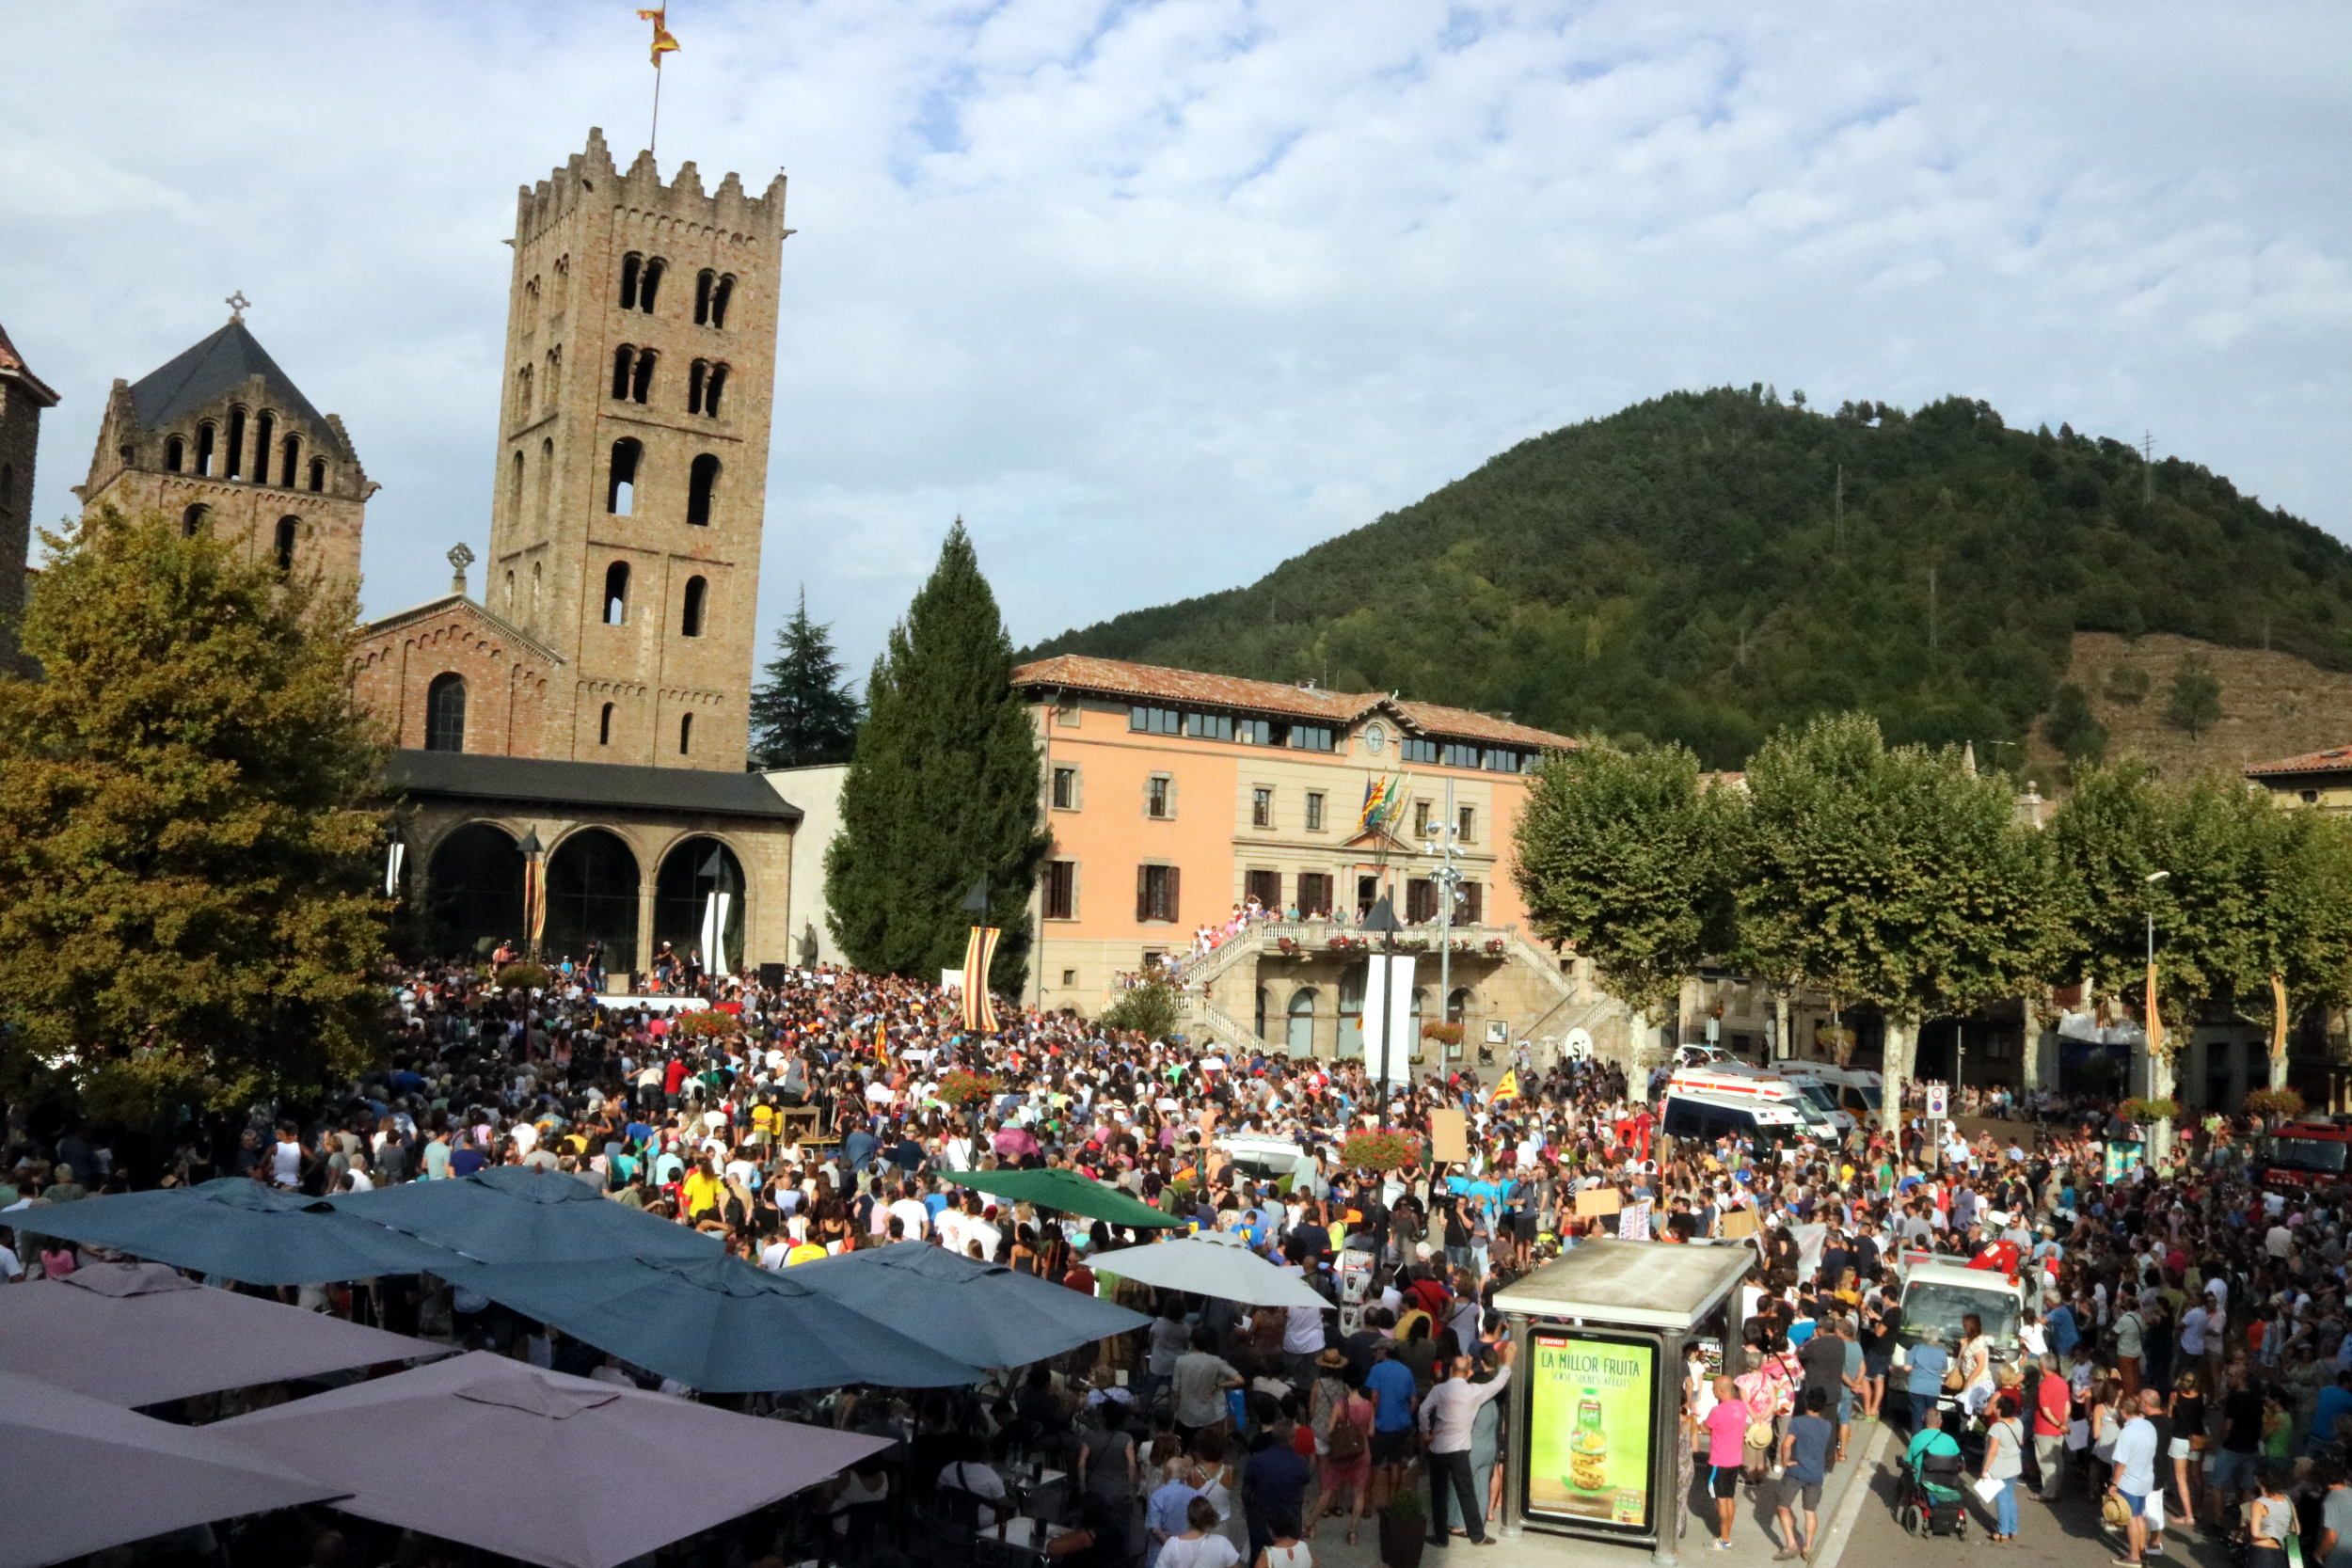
[215, 1353, 888, 1568]
[0, 1370, 342, 1568]
[0, 1261, 448, 1407]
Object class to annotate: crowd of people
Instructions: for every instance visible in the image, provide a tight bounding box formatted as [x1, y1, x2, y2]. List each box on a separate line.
[4, 951, 2349, 1568]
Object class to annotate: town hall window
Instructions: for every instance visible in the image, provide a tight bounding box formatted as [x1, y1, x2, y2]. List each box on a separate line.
[424, 673, 467, 753]
[607, 438, 641, 515]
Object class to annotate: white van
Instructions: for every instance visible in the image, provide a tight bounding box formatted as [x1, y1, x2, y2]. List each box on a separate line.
[1214, 1134, 1328, 1198]
[1891, 1258, 2032, 1391]
[1766, 1063, 1883, 1128]
[1662, 1066, 1842, 1144]
[1657, 1090, 1809, 1151]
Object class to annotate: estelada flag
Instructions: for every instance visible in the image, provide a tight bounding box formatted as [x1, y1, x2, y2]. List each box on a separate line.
[2145, 960, 2164, 1059]
[638, 8, 680, 65]
[962, 925, 1002, 1033]
[872, 1018, 888, 1060]
[1490, 1068, 1520, 1104]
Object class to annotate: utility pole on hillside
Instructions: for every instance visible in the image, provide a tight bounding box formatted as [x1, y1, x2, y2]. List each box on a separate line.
[2141, 432, 2156, 503]
[1928, 564, 1939, 666]
[1834, 464, 1844, 555]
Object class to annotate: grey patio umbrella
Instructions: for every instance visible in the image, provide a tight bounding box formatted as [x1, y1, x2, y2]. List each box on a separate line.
[330, 1165, 719, 1264]
[791, 1240, 1149, 1368]
[0, 1370, 342, 1568]
[432, 1253, 983, 1392]
[7, 1177, 458, 1286]
[0, 1261, 448, 1407]
[214, 1353, 888, 1568]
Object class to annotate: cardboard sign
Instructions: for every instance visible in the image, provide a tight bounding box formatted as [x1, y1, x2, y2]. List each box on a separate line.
[1719, 1208, 1759, 1240]
[1575, 1186, 1623, 1219]
[1430, 1109, 1470, 1164]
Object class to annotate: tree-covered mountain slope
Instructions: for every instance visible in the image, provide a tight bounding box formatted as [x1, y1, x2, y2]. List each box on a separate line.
[1026, 388, 2352, 768]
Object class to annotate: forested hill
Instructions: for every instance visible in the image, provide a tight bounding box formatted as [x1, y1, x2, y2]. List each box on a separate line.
[1025, 388, 2352, 768]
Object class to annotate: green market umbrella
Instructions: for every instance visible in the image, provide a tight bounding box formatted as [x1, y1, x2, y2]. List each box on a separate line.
[952, 1166, 1182, 1229]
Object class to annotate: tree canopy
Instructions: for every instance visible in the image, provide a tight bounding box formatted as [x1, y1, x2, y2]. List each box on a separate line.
[1030, 388, 2352, 766]
[0, 507, 389, 1123]
[748, 588, 861, 769]
[826, 521, 1048, 995]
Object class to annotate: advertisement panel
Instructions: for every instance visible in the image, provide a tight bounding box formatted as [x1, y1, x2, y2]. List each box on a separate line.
[1523, 1326, 1659, 1536]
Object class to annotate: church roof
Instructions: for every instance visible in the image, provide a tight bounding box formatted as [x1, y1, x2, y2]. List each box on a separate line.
[0, 321, 59, 407]
[383, 750, 803, 823]
[360, 593, 567, 670]
[126, 317, 345, 456]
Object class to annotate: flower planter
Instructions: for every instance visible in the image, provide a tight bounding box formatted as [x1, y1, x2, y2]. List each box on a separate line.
[1378, 1505, 1428, 1568]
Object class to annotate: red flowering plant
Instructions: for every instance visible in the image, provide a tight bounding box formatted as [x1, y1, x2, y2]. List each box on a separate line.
[1342, 1130, 1421, 1174]
[672, 1008, 741, 1041]
[1483, 939, 1506, 958]
[1327, 934, 1364, 954]
[938, 1070, 1001, 1106]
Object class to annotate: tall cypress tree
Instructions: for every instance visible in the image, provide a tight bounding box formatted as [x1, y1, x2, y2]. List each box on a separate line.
[748, 588, 861, 768]
[825, 520, 1047, 992]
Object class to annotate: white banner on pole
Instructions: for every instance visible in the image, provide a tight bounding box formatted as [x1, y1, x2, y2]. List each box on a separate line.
[699, 891, 732, 977]
[1364, 954, 1417, 1086]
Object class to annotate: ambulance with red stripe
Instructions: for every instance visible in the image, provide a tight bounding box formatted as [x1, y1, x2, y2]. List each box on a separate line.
[1660, 1066, 1844, 1145]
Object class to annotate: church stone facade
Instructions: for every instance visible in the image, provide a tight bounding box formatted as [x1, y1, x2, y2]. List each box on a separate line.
[19, 128, 808, 981]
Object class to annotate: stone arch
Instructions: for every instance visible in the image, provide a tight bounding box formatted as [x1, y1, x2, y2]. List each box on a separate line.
[1285, 987, 1318, 1058]
[423, 821, 525, 960]
[544, 826, 641, 974]
[652, 833, 746, 974]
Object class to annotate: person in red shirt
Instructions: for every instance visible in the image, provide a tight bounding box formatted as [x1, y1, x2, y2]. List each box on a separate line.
[662, 1056, 690, 1105]
[2031, 1355, 2072, 1502]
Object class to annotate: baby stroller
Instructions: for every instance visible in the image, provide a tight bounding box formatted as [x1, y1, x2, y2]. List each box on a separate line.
[1896, 1447, 1971, 1539]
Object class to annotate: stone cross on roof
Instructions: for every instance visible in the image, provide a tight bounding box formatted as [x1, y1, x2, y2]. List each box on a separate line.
[226, 290, 250, 322]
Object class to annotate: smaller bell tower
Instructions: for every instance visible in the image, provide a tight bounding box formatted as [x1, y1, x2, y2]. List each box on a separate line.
[0, 321, 58, 669]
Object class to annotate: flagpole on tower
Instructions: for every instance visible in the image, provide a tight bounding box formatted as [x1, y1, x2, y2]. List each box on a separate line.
[638, 5, 682, 153]
[650, 56, 662, 152]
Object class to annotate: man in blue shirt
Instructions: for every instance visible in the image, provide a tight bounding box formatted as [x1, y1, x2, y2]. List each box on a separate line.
[2310, 1370, 2352, 1458]
[1364, 1341, 1420, 1499]
[1904, 1334, 1951, 1434]
[2044, 1293, 2080, 1359]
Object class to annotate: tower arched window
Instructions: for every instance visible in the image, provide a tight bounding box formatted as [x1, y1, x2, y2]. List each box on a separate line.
[516, 365, 532, 420]
[688, 358, 707, 414]
[307, 458, 326, 493]
[680, 575, 707, 637]
[686, 453, 720, 527]
[710, 274, 734, 328]
[704, 363, 727, 418]
[531, 561, 543, 622]
[224, 407, 246, 481]
[537, 436, 554, 526]
[618, 252, 643, 310]
[678, 712, 693, 755]
[509, 449, 524, 516]
[195, 422, 215, 477]
[629, 349, 656, 404]
[165, 436, 185, 472]
[181, 504, 209, 537]
[274, 516, 298, 575]
[611, 344, 633, 401]
[280, 434, 299, 488]
[424, 673, 467, 753]
[504, 568, 515, 610]
[694, 269, 715, 325]
[603, 562, 630, 625]
[252, 413, 275, 483]
[599, 702, 614, 747]
[607, 438, 642, 515]
[639, 257, 666, 313]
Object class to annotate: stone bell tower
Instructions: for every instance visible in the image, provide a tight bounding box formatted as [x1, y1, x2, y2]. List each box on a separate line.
[485, 128, 790, 772]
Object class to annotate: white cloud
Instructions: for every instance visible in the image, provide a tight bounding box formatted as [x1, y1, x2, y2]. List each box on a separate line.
[3, 0, 2346, 678]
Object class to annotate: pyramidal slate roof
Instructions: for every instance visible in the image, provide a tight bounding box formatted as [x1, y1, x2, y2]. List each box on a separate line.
[126, 318, 345, 457]
[0, 321, 59, 406]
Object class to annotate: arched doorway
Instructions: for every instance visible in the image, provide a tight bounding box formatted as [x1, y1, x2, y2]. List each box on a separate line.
[653, 836, 746, 975]
[424, 824, 524, 960]
[1286, 989, 1317, 1059]
[545, 829, 641, 974]
[1338, 966, 1366, 1058]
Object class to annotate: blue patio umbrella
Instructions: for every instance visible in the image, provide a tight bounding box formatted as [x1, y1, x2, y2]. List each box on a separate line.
[433, 1254, 985, 1392]
[790, 1241, 1149, 1370]
[331, 1166, 719, 1265]
[11, 1178, 459, 1286]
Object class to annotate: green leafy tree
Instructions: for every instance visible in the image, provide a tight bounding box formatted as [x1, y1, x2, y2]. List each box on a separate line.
[826, 520, 1047, 993]
[0, 507, 389, 1123]
[1512, 738, 1734, 1058]
[1736, 713, 2060, 1116]
[1100, 979, 1180, 1039]
[2239, 806, 2352, 1090]
[2042, 682, 2107, 767]
[2165, 655, 2223, 738]
[748, 588, 861, 768]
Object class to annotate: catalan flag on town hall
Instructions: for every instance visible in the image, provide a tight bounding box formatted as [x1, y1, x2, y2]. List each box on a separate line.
[1358, 773, 1402, 833]
[639, 7, 680, 64]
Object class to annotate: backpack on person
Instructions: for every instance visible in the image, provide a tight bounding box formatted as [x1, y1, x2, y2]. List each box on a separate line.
[1328, 1407, 1368, 1461]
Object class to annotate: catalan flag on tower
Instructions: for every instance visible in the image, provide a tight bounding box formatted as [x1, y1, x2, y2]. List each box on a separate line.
[639, 7, 680, 65]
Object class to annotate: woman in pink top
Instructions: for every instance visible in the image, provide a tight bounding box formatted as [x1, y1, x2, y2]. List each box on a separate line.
[1702, 1375, 1752, 1551]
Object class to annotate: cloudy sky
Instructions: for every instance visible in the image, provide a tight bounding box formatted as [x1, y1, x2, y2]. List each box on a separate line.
[6, 2, 2347, 680]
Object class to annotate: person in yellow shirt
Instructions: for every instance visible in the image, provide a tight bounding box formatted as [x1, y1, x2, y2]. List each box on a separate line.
[681, 1157, 723, 1223]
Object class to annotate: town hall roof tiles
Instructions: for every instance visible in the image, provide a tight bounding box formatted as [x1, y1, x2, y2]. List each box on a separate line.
[2245, 744, 2352, 778]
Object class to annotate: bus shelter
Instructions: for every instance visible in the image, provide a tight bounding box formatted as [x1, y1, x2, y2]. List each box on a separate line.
[1493, 1240, 1754, 1565]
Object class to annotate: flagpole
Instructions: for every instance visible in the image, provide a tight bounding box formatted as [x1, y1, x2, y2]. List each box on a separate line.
[650, 58, 662, 153]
